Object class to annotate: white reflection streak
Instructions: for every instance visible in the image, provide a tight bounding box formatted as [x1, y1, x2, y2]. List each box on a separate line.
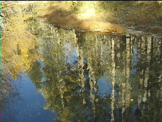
[143, 36, 152, 104]
[59, 79, 64, 109]
[111, 38, 115, 122]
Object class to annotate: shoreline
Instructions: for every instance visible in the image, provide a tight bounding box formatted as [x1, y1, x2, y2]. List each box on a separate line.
[2, 1, 162, 36]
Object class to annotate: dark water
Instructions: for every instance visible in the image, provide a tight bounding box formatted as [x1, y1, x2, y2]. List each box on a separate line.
[1, 24, 162, 122]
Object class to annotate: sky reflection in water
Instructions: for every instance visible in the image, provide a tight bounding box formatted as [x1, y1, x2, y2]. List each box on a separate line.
[1, 29, 162, 122]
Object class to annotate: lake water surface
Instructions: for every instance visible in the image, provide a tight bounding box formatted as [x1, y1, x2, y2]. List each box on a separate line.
[1, 22, 162, 122]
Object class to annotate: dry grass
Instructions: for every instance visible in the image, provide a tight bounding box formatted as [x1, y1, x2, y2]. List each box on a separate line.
[37, 5, 124, 34]
[148, 26, 162, 34]
[135, 25, 162, 34]
[123, 2, 162, 24]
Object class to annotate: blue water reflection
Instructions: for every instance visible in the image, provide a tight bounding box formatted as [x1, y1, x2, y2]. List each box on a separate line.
[1, 74, 57, 122]
[97, 75, 112, 98]
[1, 29, 162, 122]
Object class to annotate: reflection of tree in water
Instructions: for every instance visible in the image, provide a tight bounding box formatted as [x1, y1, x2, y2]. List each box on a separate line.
[2, 4, 159, 120]
[1, 1, 162, 122]
[135, 36, 162, 122]
[28, 61, 43, 89]
[1, 1, 41, 80]
[27, 24, 162, 121]
[0, 70, 13, 108]
[0, 69, 21, 122]
[1, 3, 41, 121]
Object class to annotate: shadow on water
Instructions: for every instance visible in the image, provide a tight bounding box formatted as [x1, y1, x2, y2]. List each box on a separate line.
[1, 21, 162, 122]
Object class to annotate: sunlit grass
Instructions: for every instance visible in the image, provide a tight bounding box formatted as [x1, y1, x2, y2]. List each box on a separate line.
[36, 1, 124, 33]
[79, 8, 96, 20]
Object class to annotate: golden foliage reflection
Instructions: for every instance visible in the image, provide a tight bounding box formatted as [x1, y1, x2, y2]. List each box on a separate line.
[1, 2, 40, 80]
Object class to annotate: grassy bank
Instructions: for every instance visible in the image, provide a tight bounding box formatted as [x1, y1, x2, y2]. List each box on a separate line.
[2, 1, 162, 34]
[37, 1, 124, 33]
[37, 1, 162, 34]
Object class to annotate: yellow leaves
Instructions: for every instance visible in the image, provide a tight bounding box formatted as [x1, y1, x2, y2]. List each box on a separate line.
[59, 107, 71, 122]
[2, 25, 37, 80]
[23, 14, 33, 21]
[19, 49, 30, 69]
[158, 1, 162, 4]
[7, 16, 27, 31]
